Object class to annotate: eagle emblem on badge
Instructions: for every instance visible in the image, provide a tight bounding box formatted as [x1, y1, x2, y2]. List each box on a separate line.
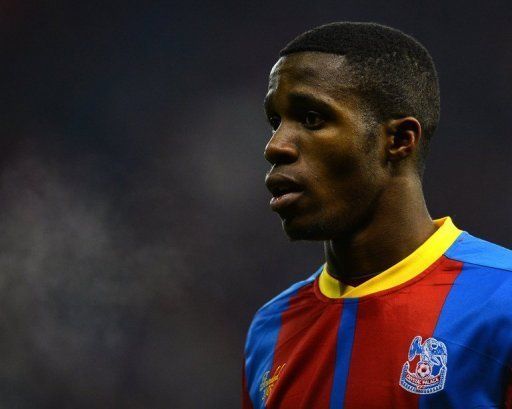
[399, 335, 447, 394]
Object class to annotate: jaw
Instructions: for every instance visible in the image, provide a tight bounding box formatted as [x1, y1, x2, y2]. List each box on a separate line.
[280, 208, 348, 241]
[279, 189, 385, 242]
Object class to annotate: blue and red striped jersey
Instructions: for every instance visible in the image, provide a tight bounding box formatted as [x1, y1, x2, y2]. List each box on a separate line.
[243, 218, 512, 408]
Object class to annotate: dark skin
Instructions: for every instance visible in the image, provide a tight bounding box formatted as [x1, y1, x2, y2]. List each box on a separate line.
[263, 52, 437, 283]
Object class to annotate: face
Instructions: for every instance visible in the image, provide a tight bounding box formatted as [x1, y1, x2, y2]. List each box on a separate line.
[264, 52, 389, 241]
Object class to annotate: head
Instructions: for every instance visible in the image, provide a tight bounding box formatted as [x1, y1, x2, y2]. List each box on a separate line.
[263, 22, 440, 240]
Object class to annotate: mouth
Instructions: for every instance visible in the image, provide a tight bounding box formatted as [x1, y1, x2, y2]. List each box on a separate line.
[265, 173, 305, 212]
[269, 190, 303, 211]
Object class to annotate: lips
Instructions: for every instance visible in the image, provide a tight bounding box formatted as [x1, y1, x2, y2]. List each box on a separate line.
[265, 173, 304, 211]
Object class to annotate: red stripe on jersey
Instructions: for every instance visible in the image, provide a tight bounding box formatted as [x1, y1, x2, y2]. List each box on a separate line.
[343, 256, 463, 409]
[265, 283, 341, 409]
[505, 369, 512, 409]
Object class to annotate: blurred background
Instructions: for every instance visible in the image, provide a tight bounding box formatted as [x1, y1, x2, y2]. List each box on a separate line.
[1, 1, 511, 408]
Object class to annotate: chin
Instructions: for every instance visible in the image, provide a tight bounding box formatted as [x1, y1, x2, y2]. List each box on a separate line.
[282, 217, 333, 241]
[281, 210, 357, 241]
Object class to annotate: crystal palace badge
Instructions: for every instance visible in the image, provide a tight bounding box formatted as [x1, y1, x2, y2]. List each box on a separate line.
[399, 335, 448, 394]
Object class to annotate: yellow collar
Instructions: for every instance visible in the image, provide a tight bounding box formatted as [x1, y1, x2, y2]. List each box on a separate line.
[318, 217, 462, 299]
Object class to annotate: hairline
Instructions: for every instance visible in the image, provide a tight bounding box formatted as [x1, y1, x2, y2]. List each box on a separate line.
[271, 50, 426, 175]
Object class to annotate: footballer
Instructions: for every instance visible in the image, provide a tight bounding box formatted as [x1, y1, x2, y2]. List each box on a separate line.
[243, 22, 512, 408]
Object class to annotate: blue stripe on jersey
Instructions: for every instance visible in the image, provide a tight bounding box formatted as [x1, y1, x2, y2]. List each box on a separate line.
[330, 300, 358, 409]
[445, 231, 512, 271]
[420, 233, 512, 408]
[244, 268, 321, 408]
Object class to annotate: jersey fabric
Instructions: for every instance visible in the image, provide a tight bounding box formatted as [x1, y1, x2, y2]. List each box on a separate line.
[243, 217, 512, 408]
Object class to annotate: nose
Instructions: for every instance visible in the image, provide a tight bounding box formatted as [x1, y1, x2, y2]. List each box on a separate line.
[263, 129, 299, 165]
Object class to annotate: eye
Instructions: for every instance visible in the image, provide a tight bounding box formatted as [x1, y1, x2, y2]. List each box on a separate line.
[303, 111, 324, 129]
[268, 115, 281, 131]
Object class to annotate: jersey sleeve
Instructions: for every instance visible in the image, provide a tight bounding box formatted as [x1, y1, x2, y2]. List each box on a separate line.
[242, 362, 254, 409]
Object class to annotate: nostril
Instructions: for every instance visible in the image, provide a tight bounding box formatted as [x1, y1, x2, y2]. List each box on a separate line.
[264, 141, 299, 165]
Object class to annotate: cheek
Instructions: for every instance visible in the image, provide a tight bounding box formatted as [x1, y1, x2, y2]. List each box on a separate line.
[314, 151, 384, 210]
[302, 146, 357, 188]
[300, 127, 385, 207]
[316, 148, 372, 187]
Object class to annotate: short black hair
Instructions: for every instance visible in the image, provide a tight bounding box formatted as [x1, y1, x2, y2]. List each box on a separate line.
[280, 22, 440, 172]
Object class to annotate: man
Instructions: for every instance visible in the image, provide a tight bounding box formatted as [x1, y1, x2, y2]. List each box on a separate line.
[243, 22, 512, 408]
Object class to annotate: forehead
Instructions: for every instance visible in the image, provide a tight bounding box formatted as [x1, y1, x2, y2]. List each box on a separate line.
[267, 52, 356, 99]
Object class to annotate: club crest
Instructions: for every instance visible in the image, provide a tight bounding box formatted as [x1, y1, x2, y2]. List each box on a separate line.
[399, 335, 447, 395]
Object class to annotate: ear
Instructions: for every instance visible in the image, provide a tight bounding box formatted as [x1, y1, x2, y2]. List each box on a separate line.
[385, 117, 422, 162]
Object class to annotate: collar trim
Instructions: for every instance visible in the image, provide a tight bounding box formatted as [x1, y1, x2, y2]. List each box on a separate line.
[318, 217, 462, 299]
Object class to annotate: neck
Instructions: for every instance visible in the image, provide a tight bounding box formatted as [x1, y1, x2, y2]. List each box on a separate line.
[324, 176, 436, 283]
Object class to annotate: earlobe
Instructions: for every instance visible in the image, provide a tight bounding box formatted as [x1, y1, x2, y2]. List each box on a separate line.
[386, 117, 422, 162]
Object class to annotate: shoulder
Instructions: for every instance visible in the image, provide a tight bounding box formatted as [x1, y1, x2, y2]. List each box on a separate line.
[444, 231, 512, 308]
[441, 232, 512, 365]
[248, 267, 320, 328]
[446, 231, 512, 273]
[244, 266, 321, 351]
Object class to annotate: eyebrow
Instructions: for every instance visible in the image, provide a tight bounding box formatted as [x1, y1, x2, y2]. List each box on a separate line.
[264, 91, 336, 115]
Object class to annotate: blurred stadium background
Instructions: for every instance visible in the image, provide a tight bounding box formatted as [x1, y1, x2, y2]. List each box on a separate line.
[1, 1, 511, 408]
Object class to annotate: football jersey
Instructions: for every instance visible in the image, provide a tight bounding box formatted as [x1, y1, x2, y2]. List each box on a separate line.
[243, 217, 512, 408]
